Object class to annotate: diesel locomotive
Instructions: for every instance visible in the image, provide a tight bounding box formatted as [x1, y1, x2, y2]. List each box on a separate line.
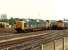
[15, 19, 51, 32]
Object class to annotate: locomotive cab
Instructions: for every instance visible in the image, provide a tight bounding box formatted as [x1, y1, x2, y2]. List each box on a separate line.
[15, 21, 28, 32]
[56, 20, 64, 30]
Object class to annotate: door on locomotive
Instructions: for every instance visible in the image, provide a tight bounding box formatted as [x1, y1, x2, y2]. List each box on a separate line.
[45, 20, 51, 30]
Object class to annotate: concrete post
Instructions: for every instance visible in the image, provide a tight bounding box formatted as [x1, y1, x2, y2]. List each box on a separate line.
[53, 40, 55, 50]
[62, 38, 64, 50]
[41, 44, 43, 50]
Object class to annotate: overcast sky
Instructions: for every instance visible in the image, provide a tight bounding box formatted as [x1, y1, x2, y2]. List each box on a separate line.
[0, 0, 68, 20]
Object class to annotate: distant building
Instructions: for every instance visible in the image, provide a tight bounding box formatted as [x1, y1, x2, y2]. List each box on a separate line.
[0, 22, 12, 28]
[1, 14, 7, 20]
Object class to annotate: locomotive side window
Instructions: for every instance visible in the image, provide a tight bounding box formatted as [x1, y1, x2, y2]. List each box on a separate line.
[24, 23, 27, 27]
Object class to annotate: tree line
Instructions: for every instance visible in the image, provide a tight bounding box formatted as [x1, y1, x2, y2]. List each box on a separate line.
[0, 17, 19, 26]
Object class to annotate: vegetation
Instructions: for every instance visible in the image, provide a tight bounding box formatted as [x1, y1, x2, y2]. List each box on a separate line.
[8, 17, 15, 25]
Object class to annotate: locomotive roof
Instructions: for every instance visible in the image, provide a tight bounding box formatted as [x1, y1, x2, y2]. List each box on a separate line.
[57, 20, 63, 23]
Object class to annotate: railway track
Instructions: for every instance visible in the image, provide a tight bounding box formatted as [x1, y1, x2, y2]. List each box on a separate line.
[0, 30, 59, 40]
[0, 30, 67, 42]
[0, 30, 68, 50]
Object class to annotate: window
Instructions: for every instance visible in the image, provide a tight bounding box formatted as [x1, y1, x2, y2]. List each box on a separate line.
[24, 23, 27, 27]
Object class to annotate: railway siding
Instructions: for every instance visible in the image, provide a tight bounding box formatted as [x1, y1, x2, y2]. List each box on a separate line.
[0, 30, 68, 50]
